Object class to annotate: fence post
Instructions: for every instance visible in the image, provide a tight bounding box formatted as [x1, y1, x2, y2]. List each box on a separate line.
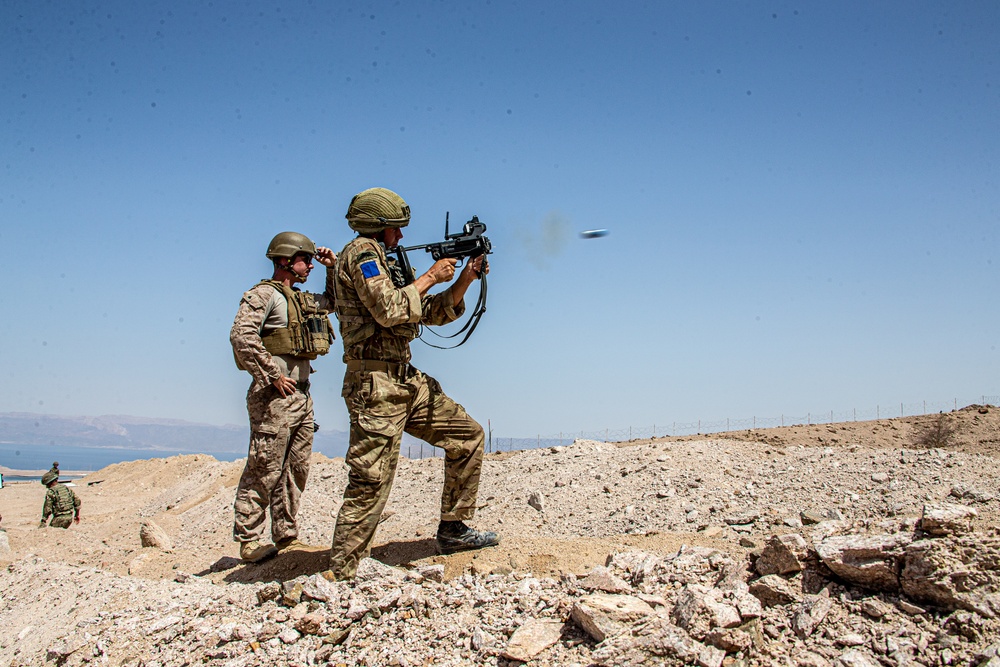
[900, 403, 903, 417]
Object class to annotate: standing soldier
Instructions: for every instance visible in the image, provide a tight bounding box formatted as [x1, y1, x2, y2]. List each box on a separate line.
[327, 187, 498, 581]
[230, 232, 336, 563]
[39, 469, 80, 529]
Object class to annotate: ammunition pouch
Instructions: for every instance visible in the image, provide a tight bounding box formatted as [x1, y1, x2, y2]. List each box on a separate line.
[258, 281, 333, 360]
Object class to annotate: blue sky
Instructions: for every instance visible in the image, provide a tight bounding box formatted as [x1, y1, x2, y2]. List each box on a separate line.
[2, 1, 998, 440]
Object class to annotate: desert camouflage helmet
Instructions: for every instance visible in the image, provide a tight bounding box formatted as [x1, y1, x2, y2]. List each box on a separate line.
[266, 231, 317, 260]
[41, 471, 58, 485]
[345, 187, 410, 234]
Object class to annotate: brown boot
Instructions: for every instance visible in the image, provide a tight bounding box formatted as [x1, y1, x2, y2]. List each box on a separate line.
[240, 540, 278, 563]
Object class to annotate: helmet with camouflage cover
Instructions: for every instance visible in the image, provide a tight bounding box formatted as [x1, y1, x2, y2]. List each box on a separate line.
[345, 187, 410, 234]
[41, 470, 58, 485]
[266, 232, 317, 260]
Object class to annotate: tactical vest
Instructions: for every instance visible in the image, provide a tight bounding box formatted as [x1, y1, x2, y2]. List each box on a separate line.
[49, 485, 76, 515]
[334, 238, 419, 347]
[242, 281, 333, 366]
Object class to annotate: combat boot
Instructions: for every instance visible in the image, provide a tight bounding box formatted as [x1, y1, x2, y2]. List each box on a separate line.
[275, 537, 308, 552]
[240, 540, 278, 563]
[436, 520, 500, 555]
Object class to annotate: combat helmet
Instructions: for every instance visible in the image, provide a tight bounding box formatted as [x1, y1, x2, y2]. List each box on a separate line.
[41, 470, 58, 486]
[345, 187, 410, 234]
[266, 232, 317, 260]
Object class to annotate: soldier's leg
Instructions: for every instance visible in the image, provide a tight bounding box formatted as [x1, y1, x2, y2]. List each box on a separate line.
[270, 391, 313, 543]
[404, 372, 485, 521]
[50, 514, 73, 529]
[328, 370, 409, 580]
[233, 385, 287, 543]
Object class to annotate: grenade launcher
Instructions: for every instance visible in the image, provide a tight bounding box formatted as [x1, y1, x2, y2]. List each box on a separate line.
[387, 212, 492, 285]
[384, 212, 492, 348]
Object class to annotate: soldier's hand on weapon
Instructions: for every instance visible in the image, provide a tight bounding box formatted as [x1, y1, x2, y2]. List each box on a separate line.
[272, 374, 297, 397]
[429, 258, 458, 283]
[425, 258, 458, 284]
[463, 254, 489, 279]
[412, 258, 458, 296]
[314, 247, 336, 267]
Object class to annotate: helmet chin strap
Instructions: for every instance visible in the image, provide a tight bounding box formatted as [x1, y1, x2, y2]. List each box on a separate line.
[276, 259, 309, 283]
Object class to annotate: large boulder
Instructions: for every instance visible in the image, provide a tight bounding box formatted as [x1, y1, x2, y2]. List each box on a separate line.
[590, 615, 725, 667]
[755, 534, 808, 576]
[139, 520, 173, 552]
[501, 619, 565, 662]
[919, 503, 978, 537]
[814, 533, 912, 591]
[571, 593, 655, 643]
[901, 535, 1000, 618]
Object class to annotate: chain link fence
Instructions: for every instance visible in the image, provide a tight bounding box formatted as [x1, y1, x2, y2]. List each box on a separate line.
[475, 395, 998, 456]
[403, 395, 997, 459]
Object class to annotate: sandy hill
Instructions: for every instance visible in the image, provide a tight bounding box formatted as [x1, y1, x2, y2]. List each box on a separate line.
[1, 405, 998, 666]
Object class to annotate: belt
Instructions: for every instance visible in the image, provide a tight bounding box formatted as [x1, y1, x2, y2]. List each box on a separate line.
[296, 380, 311, 395]
[345, 359, 414, 381]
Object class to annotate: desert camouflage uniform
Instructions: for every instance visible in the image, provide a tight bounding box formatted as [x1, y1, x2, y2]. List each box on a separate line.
[230, 268, 335, 545]
[42, 483, 80, 529]
[328, 237, 485, 580]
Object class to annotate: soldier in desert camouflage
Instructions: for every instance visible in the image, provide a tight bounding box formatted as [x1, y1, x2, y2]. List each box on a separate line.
[39, 469, 80, 529]
[327, 187, 498, 581]
[230, 232, 336, 563]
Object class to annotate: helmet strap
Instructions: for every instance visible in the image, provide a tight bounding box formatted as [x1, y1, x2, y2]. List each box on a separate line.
[273, 258, 309, 284]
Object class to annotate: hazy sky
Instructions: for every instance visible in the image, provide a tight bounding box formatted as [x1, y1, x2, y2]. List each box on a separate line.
[3, 1, 998, 440]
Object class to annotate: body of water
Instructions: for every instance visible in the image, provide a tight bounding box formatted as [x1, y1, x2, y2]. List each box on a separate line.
[0, 442, 243, 473]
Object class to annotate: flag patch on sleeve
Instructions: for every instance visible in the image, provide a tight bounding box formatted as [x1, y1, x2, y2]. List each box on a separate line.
[360, 260, 381, 279]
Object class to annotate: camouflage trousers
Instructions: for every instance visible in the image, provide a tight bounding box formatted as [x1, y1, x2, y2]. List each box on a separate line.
[328, 364, 484, 580]
[48, 513, 73, 529]
[233, 382, 313, 544]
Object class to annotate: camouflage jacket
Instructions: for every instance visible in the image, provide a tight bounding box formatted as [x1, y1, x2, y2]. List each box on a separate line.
[231, 268, 336, 387]
[333, 237, 463, 363]
[43, 483, 80, 519]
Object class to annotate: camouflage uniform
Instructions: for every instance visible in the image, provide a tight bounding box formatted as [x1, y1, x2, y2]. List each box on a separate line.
[42, 483, 80, 529]
[230, 269, 335, 545]
[328, 237, 485, 580]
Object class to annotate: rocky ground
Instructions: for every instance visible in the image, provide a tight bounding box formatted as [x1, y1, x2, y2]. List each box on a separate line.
[1, 405, 999, 666]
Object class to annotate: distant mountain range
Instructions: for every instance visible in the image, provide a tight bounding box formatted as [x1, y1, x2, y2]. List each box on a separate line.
[0, 412, 350, 459]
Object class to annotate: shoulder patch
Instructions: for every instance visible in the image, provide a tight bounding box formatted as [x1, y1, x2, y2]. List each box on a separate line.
[356, 251, 378, 262]
[360, 260, 381, 279]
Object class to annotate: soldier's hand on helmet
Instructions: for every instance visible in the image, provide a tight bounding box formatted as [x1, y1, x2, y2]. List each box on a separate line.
[272, 375, 297, 398]
[314, 247, 336, 267]
[425, 258, 458, 285]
